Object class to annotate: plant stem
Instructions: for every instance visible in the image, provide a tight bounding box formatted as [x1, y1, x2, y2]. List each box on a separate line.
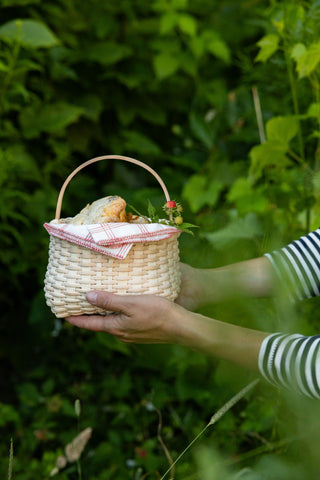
[285, 46, 306, 162]
[282, 5, 305, 163]
[227, 435, 297, 465]
[155, 407, 175, 480]
[0, 40, 21, 116]
[310, 73, 320, 171]
[287, 149, 303, 164]
[160, 425, 210, 480]
[8, 437, 13, 480]
[75, 399, 82, 480]
[160, 379, 259, 480]
[283, 2, 310, 231]
[207, 379, 259, 426]
[252, 86, 266, 144]
[77, 460, 82, 480]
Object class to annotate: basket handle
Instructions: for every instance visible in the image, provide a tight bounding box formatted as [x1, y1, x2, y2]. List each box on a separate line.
[55, 155, 172, 220]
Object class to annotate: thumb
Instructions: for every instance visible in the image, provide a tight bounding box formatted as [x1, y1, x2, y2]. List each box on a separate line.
[86, 290, 130, 313]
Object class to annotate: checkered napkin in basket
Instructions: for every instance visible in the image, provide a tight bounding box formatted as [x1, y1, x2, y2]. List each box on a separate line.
[44, 221, 180, 260]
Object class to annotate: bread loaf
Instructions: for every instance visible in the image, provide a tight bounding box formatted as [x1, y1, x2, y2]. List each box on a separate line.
[66, 195, 147, 224]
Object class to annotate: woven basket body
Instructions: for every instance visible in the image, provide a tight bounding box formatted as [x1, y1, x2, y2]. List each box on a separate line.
[45, 226, 181, 318]
[44, 155, 182, 318]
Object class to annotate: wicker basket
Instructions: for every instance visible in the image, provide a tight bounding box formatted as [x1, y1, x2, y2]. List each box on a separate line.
[44, 155, 181, 318]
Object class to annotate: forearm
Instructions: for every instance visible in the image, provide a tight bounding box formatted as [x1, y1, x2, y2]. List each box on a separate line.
[193, 256, 275, 307]
[68, 291, 320, 399]
[169, 307, 269, 372]
[173, 311, 320, 399]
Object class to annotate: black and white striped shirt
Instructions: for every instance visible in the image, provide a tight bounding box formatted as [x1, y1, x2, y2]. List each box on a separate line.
[264, 228, 320, 301]
[259, 228, 320, 399]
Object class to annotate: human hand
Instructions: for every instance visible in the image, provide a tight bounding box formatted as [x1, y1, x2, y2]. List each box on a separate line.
[65, 289, 266, 372]
[65, 291, 186, 344]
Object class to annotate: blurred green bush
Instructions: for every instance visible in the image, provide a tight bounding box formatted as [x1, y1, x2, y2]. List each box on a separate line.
[2, 0, 320, 478]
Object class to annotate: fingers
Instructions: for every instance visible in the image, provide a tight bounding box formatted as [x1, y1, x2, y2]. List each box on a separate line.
[86, 291, 131, 314]
[65, 291, 176, 342]
[66, 314, 110, 332]
[65, 291, 132, 336]
[65, 313, 127, 338]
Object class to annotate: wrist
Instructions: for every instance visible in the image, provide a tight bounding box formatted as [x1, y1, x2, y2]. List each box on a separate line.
[168, 307, 213, 350]
[164, 303, 197, 345]
[195, 268, 223, 306]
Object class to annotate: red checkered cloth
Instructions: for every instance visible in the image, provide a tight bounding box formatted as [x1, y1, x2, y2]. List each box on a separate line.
[44, 220, 180, 260]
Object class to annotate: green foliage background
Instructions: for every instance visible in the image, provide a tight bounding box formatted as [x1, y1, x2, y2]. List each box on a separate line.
[2, 0, 320, 478]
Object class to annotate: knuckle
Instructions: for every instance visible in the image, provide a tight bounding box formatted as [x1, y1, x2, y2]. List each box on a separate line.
[96, 293, 113, 310]
[81, 317, 93, 329]
[108, 327, 121, 337]
[119, 336, 132, 343]
[105, 318, 127, 339]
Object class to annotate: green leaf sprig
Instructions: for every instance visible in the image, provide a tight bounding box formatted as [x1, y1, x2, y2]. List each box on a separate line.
[128, 200, 198, 235]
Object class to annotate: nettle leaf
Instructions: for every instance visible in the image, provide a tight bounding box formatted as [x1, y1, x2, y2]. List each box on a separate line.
[255, 34, 279, 63]
[291, 43, 306, 62]
[312, 170, 320, 195]
[0, 403, 19, 427]
[207, 38, 230, 63]
[180, 51, 197, 76]
[265, 116, 298, 147]
[117, 104, 136, 126]
[306, 102, 320, 118]
[173, 0, 188, 7]
[137, 102, 166, 125]
[153, 52, 180, 80]
[292, 41, 320, 78]
[2, 0, 41, 4]
[266, 116, 299, 145]
[82, 41, 132, 66]
[227, 177, 268, 215]
[203, 31, 231, 64]
[227, 177, 253, 202]
[182, 174, 223, 213]
[0, 19, 59, 48]
[189, 36, 205, 58]
[147, 200, 159, 222]
[249, 142, 292, 181]
[159, 13, 178, 34]
[74, 94, 103, 122]
[1, 145, 41, 182]
[122, 130, 161, 155]
[20, 102, 84, 138]
[204, 213, 262, 249]
[96, 332, 130, 355]
[189, 112, 214, 149]
[0, 60, 9, 72]
[177, 13, 197, 36]
[285, 4, 305, 30]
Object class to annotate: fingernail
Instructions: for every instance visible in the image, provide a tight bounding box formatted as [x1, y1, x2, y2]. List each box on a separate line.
[86, 291, 98, 304]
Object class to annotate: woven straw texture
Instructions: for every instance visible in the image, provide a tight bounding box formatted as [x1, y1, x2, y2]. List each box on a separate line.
[44, 232, 181, 318]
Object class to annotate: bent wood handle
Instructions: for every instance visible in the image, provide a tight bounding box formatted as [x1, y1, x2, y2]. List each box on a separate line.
[55, 155, 171, 220]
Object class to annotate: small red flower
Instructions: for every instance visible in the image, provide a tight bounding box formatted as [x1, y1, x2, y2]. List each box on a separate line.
[135, 447, 147, 458]
[165, 200, 177, 209]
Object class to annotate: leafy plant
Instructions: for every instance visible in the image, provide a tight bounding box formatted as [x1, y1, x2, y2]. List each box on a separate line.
[129, 199, 198, 235]
[2, 1, 320, 479]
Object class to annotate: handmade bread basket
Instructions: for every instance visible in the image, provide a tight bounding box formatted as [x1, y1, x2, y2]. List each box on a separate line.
[44, 155, 181, 318]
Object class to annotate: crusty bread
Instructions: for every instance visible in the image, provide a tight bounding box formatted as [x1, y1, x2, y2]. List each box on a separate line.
[67, 195, 147, 224]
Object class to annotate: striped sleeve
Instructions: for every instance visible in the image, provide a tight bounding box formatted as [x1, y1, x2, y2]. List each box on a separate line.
[258, 333, 320, 399]
[264, 228, 320, 301]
